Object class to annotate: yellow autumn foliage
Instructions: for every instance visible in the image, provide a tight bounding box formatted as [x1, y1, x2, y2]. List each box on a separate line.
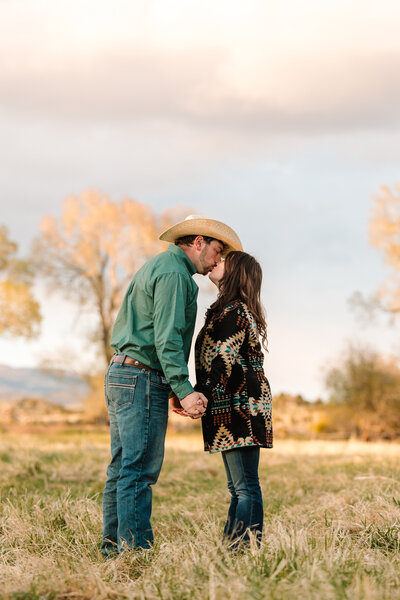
[0, 225, 41, 339]
[0, 281, 41, 338]
[369, 183, 400, 312]
[33, 190, 192, 364]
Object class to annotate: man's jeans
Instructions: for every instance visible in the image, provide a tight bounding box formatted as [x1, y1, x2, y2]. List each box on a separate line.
[221, 446, 263, 547]
[101, 360, 170, 554]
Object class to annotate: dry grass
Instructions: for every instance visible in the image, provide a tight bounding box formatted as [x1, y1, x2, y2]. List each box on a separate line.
[0, 431, 400, 599]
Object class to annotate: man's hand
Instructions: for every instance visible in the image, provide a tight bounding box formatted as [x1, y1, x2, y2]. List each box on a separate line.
[169, 394, 187, 416]
[180, 391, 208, 419]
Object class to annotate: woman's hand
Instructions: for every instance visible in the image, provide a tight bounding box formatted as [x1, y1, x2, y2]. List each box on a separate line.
[169, 393, 206, 419]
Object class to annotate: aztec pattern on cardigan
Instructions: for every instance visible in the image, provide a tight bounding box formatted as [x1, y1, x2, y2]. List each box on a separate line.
[195, 299, 273, 453]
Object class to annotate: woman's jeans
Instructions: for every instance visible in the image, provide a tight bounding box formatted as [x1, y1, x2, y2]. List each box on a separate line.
[101, 360, 170, 555]
[221, 446, 263, 547]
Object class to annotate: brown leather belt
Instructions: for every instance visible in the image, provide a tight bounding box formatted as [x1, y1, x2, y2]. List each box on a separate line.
[111, 354, 164, 376]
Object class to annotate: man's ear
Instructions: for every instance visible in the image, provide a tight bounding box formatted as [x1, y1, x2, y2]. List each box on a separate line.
[193, 235, 204, 251]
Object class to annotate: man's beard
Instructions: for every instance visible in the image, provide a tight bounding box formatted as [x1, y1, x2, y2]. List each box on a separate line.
[199, 260, 213, 275]
[198, 248, 211, 275]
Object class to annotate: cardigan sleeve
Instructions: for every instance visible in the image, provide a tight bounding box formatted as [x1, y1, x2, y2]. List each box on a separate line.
[200, 305, 249, 401]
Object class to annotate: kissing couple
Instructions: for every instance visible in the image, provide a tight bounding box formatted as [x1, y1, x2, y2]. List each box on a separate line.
[101, 215, 273, 557]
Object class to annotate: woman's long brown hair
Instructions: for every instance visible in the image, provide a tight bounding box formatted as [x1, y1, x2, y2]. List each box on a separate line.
[208, 251, 268, 350]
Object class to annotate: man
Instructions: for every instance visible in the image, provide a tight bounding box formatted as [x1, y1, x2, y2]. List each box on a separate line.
[102, 215, 242, 555]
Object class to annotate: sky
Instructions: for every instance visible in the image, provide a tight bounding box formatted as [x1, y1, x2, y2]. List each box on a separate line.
[1, 0, 400, 399]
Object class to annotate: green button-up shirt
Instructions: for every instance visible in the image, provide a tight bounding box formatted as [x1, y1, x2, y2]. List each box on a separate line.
[110, 244, 199, 400]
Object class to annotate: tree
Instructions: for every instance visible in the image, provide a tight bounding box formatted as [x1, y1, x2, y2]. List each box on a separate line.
[33, 190, 191, 365]
[325, 345, 400, 439]
[0, 226, 41, 338]
[326, 345, 399, 410]
[369, 183, 400, 313]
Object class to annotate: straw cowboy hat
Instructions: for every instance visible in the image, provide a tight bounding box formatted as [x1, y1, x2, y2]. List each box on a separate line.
[159, 215, 243, 256]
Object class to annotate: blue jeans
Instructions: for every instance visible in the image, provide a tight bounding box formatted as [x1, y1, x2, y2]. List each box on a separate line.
[101, 360, 170, 554]
[221, 446, 263, 547]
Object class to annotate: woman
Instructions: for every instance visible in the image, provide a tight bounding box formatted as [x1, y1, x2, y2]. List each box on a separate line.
[195, 251, 272, 548]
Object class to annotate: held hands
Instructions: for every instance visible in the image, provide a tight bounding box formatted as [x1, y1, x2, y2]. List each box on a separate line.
[181, 391, 208, 419]
[169, 391, 208, 419]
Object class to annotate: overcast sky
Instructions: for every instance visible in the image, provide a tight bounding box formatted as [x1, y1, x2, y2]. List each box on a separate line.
[1, 0, 400, 399]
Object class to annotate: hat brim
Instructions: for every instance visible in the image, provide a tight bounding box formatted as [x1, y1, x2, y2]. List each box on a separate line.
[159, 218, 243, 256]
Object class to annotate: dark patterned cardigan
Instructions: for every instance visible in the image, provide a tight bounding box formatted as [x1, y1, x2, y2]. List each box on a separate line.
[195, 299, 273, 453]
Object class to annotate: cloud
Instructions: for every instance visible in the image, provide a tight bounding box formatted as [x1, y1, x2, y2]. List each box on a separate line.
[0, 49, 224, 120]
[2, 1, 400, 135]
[2, 46, 400, 135]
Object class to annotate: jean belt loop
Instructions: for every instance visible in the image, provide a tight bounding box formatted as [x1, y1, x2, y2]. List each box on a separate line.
[121, 353, 127, 365]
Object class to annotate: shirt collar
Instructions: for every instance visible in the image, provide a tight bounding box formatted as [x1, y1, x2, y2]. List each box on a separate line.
[166, 244, 197, 276]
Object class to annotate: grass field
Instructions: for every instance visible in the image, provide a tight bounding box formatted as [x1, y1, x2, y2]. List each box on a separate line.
[0, 430, 399, 599]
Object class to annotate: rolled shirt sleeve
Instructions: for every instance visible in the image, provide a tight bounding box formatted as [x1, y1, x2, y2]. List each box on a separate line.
[153, 273, 195, 400]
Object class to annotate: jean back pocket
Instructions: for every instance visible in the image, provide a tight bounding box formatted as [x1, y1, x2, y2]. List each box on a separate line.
[107, 372, 138, 407]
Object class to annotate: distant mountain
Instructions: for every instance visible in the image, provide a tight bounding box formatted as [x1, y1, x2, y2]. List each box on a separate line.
[0, 364, 90, 408]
